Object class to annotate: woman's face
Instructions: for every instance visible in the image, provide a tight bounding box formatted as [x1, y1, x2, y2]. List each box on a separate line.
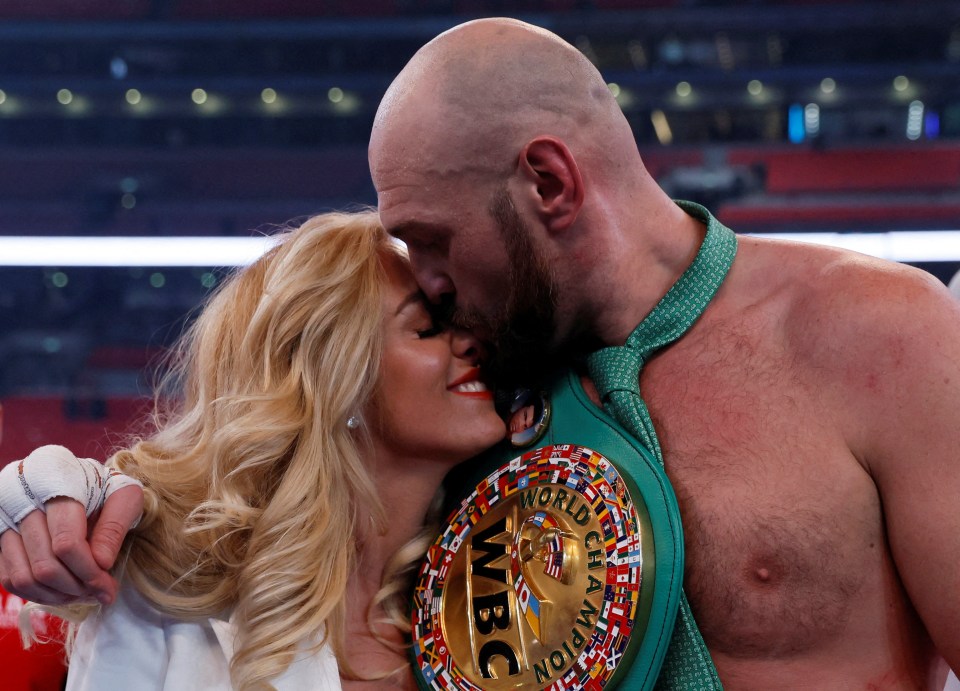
[370, 254, 506, 464]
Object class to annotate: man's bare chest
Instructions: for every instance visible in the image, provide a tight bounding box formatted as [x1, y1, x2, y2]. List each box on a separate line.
[639, 340, 886, 657]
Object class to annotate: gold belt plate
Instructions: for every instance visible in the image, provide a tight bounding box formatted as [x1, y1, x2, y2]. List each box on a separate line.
[411, 444, 644, 689]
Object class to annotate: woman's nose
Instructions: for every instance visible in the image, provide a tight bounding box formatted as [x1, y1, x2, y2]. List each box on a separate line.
[450, 329, 486, 364]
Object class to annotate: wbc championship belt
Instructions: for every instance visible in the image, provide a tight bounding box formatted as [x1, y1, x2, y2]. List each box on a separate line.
[411, 369, 685, 690]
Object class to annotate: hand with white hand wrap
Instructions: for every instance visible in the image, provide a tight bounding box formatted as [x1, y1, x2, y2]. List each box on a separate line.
[0, 445, 141, 533]
[0, 445, 144, 607]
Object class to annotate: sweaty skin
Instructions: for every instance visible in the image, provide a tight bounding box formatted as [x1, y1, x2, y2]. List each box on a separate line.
[370, 18, 960, 690]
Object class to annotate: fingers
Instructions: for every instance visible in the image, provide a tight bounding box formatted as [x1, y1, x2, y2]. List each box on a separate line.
[0, 514, 83, 606]
[0, 484, 143, 609]
[20, 506, 90, 598]
[90, 485, 143, 573]
[46, 497, 119, 605]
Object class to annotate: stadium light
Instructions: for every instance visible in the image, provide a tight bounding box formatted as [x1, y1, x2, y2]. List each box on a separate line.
[0, 231, 958, 267]
[0, 236, 279, 267]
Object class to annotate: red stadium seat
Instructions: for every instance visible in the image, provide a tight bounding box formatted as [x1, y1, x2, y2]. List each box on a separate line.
[727, 144, 960, 195]
[0, 396, 150, 465]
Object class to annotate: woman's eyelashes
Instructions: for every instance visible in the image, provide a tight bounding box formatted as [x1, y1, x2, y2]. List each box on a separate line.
[414, 303, 445, 338]
[416, 295, 454, 338]
[416, 320, 444, 338]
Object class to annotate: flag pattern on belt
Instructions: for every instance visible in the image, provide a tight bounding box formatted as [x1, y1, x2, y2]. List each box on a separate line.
[411, 444, 644, 690]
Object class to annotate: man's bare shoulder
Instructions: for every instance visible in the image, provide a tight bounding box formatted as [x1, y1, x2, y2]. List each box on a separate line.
[737, 236, 958, 364]
[723, 237, 960, 670]
[737, 235, 960, 455]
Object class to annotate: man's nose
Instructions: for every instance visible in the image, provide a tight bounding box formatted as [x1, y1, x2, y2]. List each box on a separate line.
[411, 263, 453, 304]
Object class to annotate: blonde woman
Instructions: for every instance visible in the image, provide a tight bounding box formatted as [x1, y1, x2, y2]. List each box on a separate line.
[0, 211, 506, 690]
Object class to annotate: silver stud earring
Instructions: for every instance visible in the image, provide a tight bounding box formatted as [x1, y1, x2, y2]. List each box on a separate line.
[347, 416, 360, 430]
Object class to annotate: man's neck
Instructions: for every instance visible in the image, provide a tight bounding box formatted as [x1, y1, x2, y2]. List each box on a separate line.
[587, 199, 706, 346]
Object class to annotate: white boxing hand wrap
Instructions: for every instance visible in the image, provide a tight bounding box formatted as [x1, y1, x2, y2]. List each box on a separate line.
[0, 444, 143, 535]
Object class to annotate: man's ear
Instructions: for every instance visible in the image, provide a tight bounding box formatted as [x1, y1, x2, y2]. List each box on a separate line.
[516, 136, 584, 233]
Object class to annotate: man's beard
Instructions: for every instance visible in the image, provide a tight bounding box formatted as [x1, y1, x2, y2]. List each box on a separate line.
[448, 188, 564, 389]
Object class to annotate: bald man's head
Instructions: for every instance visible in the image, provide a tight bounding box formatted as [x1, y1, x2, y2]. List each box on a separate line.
[370, 18, 637, 186]
[369, 19, 651, 369]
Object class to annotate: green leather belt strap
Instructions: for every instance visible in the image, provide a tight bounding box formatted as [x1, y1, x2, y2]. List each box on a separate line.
[427, 369, 698, 690]
[587, 200, 737, 690]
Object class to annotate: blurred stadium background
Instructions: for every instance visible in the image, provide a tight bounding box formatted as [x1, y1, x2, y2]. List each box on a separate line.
[1, 0, 959, 463]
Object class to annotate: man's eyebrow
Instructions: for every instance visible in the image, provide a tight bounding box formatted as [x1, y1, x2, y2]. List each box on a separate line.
[386, 220, 447, 240]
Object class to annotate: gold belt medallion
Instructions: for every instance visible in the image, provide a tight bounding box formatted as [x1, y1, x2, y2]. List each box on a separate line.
[412, 444, 643, 689]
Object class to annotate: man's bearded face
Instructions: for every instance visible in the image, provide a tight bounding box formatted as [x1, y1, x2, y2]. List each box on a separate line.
[446, 187, 562, 387]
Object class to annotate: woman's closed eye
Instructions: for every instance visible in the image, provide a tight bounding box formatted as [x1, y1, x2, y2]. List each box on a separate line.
[416, 296, 454, 338]
[416, 320, 445, 338]
[413, 303, 446, 338]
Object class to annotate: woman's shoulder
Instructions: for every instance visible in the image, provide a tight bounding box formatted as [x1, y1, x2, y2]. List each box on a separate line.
[69, 583, 343, 690]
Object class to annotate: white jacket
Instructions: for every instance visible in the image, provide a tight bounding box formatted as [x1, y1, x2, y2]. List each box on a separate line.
[68, 584, 342, 690]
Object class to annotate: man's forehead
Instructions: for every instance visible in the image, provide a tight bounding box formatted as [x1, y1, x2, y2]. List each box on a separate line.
[371, 122, 491, 234]
[378, 196, 454, 240]
[374, 162, 465, 230]
[370, 91, 447, 165]
[370, 135, 446, 198]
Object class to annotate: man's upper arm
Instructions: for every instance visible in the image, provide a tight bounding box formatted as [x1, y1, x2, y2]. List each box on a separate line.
[846, 266, 960, 668]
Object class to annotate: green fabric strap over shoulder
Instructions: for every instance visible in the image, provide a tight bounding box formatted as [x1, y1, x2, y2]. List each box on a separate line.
[587, 200, 736, 690]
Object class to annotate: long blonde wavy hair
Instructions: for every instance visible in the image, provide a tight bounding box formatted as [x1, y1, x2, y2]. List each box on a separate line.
[102, 210, 412, 688]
